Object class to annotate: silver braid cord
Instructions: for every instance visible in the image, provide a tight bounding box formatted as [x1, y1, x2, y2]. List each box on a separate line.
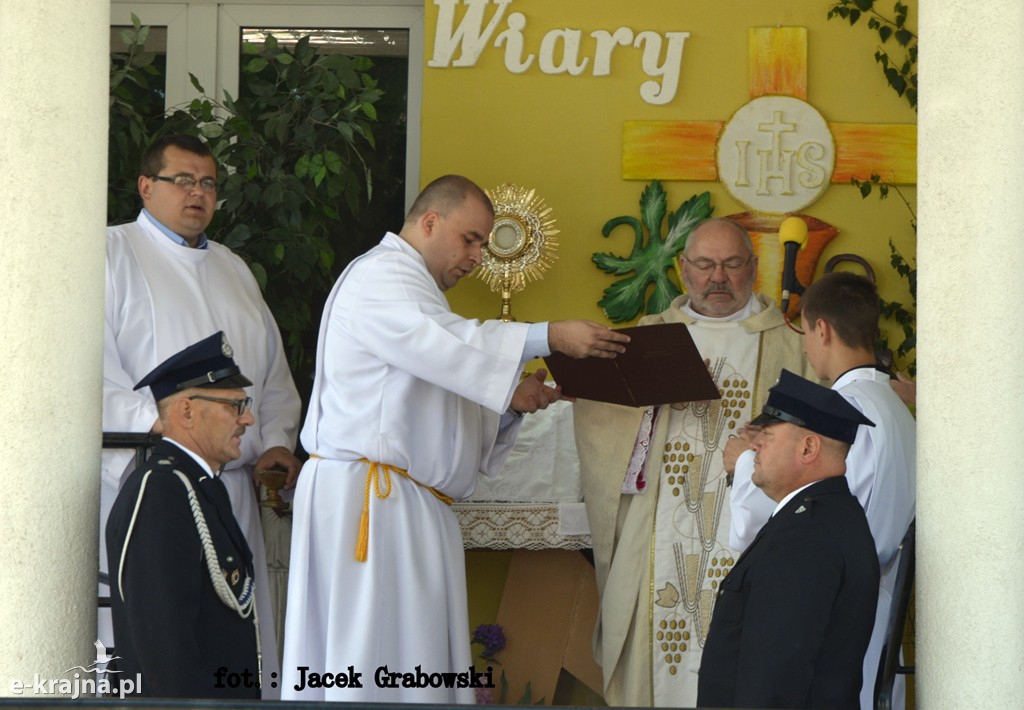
[118, 467, 262, 688]
[172, 471, 262, 687]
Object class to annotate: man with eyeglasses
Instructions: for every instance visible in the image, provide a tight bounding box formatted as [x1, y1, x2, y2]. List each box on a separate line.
[106, 332, 262, 698]
[102, 134, 301, 697]
[573, 218, 814, 706]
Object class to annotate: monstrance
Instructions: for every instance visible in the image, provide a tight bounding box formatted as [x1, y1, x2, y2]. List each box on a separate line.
[475, 184, 559, 321]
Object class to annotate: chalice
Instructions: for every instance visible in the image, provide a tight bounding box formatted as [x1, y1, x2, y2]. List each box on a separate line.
[256, 469, 289, 512]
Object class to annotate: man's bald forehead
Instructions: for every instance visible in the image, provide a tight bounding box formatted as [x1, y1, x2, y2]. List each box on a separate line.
[685, 219, 753, 256]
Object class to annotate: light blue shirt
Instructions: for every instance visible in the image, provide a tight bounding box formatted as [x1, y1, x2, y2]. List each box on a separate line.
[498, 322, 552, 427]
[142, 208, 209, 250]
[523, 322, 551, 362]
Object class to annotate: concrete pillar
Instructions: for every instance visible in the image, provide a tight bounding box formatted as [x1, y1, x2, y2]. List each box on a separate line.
[918, 0, 1024, 705]
[0, 0, 109, 697]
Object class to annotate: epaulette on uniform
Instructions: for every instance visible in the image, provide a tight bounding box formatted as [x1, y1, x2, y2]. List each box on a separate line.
[147, 456, 177, 471]
[145, 456, 189, 479]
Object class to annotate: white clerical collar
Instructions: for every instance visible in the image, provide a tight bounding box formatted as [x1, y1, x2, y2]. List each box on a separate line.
[162, 436, 216, 479]
[683, 294, 761, 322]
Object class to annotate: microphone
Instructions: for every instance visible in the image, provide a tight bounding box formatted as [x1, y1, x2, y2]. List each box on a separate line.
[779, 216, 808, 314]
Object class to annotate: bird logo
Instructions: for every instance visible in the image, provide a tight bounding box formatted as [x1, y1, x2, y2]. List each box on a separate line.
[64, 640, 122, 674]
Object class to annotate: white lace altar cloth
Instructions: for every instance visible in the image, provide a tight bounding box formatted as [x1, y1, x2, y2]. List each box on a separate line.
[454, 398, 592, 550]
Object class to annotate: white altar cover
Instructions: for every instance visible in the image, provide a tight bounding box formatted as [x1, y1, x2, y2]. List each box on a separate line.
[731, 366, 916, 710]
[102, 212, 301, 697]
[282, 233, 530, 703]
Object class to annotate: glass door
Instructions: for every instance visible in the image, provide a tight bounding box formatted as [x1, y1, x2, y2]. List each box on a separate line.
[218, 3, 423, 211]
[110, 1, 423, 211]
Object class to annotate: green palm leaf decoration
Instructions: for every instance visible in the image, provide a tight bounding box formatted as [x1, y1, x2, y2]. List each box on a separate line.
[593, 181, 713, 322]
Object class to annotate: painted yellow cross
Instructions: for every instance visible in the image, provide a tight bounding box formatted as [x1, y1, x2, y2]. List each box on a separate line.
[623, 27, 916, 191]
[623, 28, 915, 315]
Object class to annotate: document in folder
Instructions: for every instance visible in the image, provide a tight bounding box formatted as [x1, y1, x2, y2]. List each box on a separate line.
[543, 323, 720, 407]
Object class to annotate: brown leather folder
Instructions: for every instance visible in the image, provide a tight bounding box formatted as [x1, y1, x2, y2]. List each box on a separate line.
[544, 323, 720, 407]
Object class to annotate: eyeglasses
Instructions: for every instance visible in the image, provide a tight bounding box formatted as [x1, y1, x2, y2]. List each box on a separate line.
[188, 395, 253, 416]
[150, 174, 218, 194]
[683, 255, 753, 273]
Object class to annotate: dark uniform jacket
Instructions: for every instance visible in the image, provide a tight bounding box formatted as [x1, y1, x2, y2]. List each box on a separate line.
[105, 439, 260, 699]
[697, 476, 879, 709]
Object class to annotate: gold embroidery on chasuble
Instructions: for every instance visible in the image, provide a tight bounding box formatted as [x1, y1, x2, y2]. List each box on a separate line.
[649, 350, 754, 702]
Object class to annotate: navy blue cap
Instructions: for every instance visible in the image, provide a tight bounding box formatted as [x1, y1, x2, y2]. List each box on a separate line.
[751, 369, 875, 444]
[133, 331, 253, 402]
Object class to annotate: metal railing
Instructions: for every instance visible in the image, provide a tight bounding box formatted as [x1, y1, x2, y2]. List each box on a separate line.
[874, 519, 916, 710]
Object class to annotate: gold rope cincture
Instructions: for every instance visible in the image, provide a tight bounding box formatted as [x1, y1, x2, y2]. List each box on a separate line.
[309, 455, 453, 562]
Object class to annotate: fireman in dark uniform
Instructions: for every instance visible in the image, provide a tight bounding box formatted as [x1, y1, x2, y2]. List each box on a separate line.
[698, 370, 880, 710]
[106, 331, 262, 698]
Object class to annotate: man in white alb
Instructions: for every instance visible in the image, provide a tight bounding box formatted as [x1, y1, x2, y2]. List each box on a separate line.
[573, 218, 814, 706]
[282, 175, 630, 703]
[103, 134, 302, 698]
[727, 271, 916, 710]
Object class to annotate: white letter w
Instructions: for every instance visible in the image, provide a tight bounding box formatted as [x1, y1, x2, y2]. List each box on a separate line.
[429, 0, 512, 67]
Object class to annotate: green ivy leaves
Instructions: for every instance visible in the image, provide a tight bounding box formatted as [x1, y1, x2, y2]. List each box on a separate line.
[851, 174, 916, 375]
[827, 0, 917, 109]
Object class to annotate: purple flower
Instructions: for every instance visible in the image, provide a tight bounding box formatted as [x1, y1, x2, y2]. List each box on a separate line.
[471, 623, 506, 660]
[475, 685, 495, 704]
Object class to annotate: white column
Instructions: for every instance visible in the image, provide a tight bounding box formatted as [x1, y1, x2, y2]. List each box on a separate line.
[0, 0, 109, 696]
[918, 0, 1024, 705]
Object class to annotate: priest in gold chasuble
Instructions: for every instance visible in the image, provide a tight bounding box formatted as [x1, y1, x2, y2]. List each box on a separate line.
[575, 219, 814, 706]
